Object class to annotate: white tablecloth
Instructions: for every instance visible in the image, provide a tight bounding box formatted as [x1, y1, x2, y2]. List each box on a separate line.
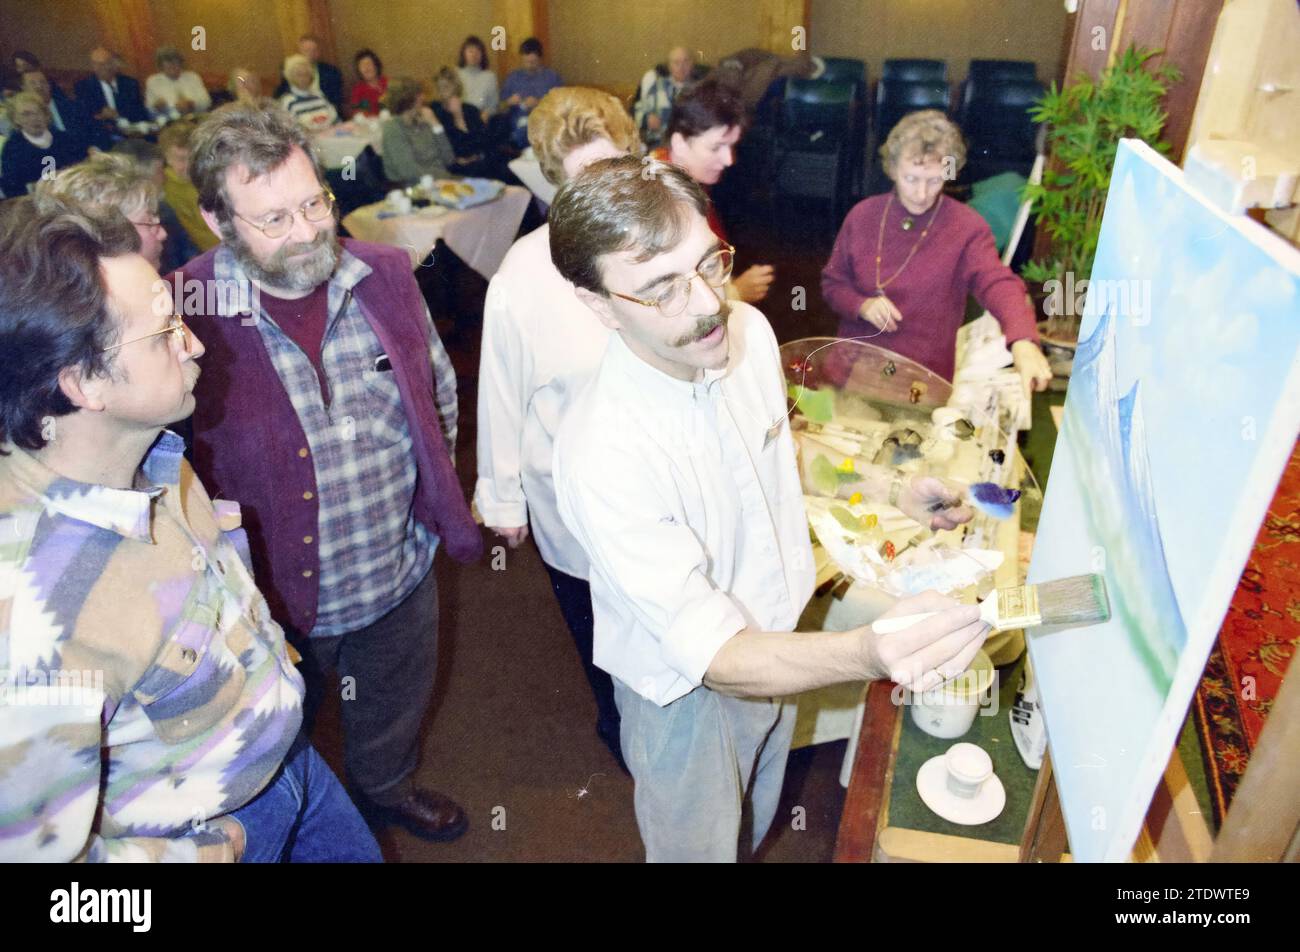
[311, 120, 384, 170]
[341, 185, 531, 279]
[508, 155, 556, 205]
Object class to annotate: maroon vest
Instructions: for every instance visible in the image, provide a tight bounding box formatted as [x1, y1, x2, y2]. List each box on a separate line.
[172, 239, 482, 635]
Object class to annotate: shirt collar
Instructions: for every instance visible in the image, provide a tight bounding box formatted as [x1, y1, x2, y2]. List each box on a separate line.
[2, 430, 185, 542]
[211, 241, 372, 320]
[605, 325, 731, 400]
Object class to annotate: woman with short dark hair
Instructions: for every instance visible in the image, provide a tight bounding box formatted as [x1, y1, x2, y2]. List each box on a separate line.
[349, 48, 388, 117]
[652, 79, 773, 303]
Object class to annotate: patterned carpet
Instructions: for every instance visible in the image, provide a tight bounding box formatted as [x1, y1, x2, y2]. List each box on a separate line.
[1194, 439, 1300, 827]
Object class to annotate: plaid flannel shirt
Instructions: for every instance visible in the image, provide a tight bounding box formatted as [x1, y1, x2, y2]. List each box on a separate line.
[212, 245, 457, 636]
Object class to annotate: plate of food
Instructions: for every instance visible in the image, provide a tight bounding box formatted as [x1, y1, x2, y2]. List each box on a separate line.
[426, 177, 504, 210]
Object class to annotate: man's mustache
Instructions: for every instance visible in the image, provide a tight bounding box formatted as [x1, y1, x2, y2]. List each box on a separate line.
[673, 305, 730, 347]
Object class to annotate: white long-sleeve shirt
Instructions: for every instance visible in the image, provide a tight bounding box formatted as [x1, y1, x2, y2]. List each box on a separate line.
[474, 224, 610, 578]
[554, 303, 815, 706]
[145, 70, 211, 120]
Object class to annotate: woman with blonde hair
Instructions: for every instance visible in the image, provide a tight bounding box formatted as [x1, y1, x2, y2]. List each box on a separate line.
[227, 66, 263, 105]
[1, 92, 82, 197]
[279, 54, 337, 129]
[821, 109, 1051, 390]
[476, 87, 642, 770]
[432, 66, 502, 180]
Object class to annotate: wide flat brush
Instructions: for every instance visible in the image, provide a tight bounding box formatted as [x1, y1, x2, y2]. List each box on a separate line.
[871, 573, 1111, 635]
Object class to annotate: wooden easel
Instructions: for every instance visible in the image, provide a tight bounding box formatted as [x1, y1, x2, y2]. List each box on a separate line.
[1019, 660, 1299, 862]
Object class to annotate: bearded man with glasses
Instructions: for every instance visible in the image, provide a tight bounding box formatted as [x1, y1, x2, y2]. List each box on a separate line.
[169, 100, 481, 845]
[549, 157, 992, 862]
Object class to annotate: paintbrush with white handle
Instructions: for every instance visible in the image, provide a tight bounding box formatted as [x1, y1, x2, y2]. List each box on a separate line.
[872, 574, 1111, 635]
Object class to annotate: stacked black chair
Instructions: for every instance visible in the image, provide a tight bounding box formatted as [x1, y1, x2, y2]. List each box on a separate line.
[958, 59, 1038, 126]
[771, 77, 857, 226]
[880, 58, 948, 83]
[960, 76, 1045, 184]
[816, 57, 869, 196]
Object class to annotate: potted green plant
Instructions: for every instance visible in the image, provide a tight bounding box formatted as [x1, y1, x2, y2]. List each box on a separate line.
[1022, 46, 1180, 345]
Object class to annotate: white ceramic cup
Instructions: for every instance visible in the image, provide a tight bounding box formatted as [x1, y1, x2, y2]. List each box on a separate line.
[386, 189, 412, 213]
[943, 742, 993, 799]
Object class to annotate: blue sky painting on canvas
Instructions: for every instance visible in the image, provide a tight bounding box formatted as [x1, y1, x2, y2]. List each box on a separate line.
[1026, 140, 1300, 862]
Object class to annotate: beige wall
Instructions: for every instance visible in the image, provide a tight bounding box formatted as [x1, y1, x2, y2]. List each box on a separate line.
[151, 1, 284, 82]
[548, 0, 769, 96]
[2, 0, 105, 75]
[810, 0, 1067, 87]
[329, 0, 495, 88]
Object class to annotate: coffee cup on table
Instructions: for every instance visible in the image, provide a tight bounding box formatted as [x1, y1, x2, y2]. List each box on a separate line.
[386, 189, 412, 214]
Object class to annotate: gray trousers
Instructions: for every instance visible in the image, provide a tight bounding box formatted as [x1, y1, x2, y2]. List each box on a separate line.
[298, 567, 439, 806]
[613, 678, 795, 862]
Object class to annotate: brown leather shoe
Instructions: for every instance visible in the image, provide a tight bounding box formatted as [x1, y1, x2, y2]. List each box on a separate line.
[371, 788, 468, 842]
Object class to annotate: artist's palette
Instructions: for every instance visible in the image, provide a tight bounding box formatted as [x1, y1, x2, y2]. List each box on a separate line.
[916, 748, 1006, 826]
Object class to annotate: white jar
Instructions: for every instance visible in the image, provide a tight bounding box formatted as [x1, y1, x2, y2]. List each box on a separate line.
[909, 649, 994, 739]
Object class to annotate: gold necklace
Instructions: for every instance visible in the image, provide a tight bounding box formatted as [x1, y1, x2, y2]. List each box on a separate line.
[874, 193, 944, 295]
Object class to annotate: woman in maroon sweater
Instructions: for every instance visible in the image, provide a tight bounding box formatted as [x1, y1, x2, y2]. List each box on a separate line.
[822, 110, 1051, 389]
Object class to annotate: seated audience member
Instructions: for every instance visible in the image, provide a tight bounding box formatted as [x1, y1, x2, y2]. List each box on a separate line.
[457, 36, 499, 115]
[111, 137, 200, 271]
[75, 47, 151, 129]
[432, 67, 506, 180]
[499, 37, 561, 150]
[35, 152, 170, 271]
[158, 120, 219, 252]
[634, 45, 702, 148]
[280, 54, 339, 130]
[0, 198, 382, 863]
[349, 49, 388, 117]
[5, 50, 41, 94]
[654, 80, 774, 303]
[22, 68, 106, 154]
[380, 77, 454, 186]
[226, 66, 263, 106]
[146, 46, 212, 121]
[274, 33, 344, 113]
[476, 86, 641, 769]
[1, 93, 82, 198]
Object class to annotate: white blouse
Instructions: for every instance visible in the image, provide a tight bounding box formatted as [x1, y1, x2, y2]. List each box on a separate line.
[145, 70, 212, 120]
[457, 66, 499, 114]
[475, 224, 610, 579]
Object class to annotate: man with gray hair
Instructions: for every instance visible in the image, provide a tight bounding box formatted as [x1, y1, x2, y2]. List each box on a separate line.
[75, 47, 151, 129]
[633, 45, 702, 148]
[549, 156, 990, 861]
[170, 101, 481, 842]
[145, 46, 211, 121]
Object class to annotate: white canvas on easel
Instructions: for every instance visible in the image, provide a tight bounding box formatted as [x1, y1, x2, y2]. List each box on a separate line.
[1026, 139, 1300, 862]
